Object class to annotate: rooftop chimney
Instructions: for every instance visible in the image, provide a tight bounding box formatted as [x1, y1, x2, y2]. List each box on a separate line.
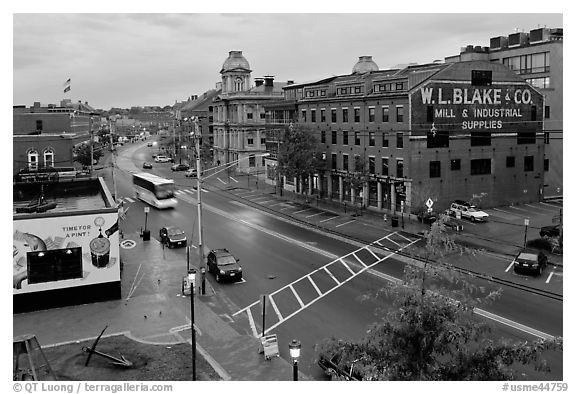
[264, 75, 274, 87]
[254, 78, 264, 87]
[287, 80, 294, 85]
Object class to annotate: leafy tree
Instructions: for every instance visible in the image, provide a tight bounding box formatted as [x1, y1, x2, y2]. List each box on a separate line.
[73, 142, 104, 167]
[278, 124, 325, 194]
[317, 218, 562, 380]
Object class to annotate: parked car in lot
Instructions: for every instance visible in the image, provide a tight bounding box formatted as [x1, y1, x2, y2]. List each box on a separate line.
[147, 142, 153, 147]
[159, 226, 187, 248]
[142, 162, 153, 169]
[513, 249, 548, 276]
[540, 224, 561, 238]
[184, 168, 203, 177]
[171, 163, 190, 171]
[449, 200, 489, 222]
[318, 352, 361, 381]
[154, 155, 172, 163]
[206, 249, 242, 282]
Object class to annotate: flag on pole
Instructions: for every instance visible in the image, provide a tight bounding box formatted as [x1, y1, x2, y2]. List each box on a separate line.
[63, 78, 71, 94]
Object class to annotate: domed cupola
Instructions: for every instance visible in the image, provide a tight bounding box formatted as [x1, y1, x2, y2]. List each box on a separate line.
[221, 50, 251, 73]
[352, 55, 379, 74]
[220, 51, 252, 94]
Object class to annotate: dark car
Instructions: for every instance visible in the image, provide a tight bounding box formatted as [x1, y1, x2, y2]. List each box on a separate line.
[513, 250, 548, 276]
[206, 249, 242, 282]
[142, 162, 153, 169]
[540, 224, 561, 238]
[159, 226, 187, 248]
[171, 163, 190, 172]
[318, 352, 361, 381]
[417, 211, 437, 225]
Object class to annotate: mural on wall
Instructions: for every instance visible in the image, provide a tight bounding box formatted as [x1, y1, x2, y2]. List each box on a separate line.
[13, 212, 120, 294]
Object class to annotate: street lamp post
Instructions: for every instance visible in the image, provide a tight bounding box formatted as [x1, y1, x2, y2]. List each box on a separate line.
[190, 274, 196, 381]
[89, 115, 94, 174]
[288, 339, 301, 381]
[191, 118, 206, 276]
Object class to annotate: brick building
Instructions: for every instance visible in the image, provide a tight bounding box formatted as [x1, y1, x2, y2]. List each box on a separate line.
[286, 57, 544, 214]
[13, 100, 100, 175]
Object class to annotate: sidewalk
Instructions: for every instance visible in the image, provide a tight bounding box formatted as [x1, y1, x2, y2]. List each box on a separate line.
[13, 233, 304, 381]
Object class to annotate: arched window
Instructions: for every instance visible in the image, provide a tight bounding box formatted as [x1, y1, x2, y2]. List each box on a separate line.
[27, 149, 39, 170]
[235, 77, 243, 92]
[44, 148, 54, 167]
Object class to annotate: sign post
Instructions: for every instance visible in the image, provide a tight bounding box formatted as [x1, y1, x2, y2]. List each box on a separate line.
[143, 207, 150, 241]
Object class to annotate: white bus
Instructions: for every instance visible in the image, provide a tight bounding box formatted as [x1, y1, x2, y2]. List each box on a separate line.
[132, 172, 178, 209]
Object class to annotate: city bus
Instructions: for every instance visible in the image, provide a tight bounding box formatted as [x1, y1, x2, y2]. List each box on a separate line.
[132, 172, 177, 209]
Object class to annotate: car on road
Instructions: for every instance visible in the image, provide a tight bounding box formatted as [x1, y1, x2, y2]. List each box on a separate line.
[171, 163, 190, 172]
[449, 200, 489, 222]
[206, 249, 242, 283]
[513, 249, 548, 276]
[184, 168, 203, 177]
[154, 155, 172, 163]
[159, 226, 187, 248]
[142, 162, 153, 169]
[540, 224, 561, 238]
[147, 142, 153, 147]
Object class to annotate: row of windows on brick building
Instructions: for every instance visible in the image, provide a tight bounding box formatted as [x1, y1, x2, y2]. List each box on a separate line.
[327, 155, 547, 179]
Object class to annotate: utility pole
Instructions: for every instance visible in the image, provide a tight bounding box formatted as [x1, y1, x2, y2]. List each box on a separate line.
[109, 126, 117, 203]
[90, 114, 94, 174]
[193, 118, 206, 276]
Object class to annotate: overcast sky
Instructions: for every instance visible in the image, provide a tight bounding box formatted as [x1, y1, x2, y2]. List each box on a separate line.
[12, 11, 563, 110]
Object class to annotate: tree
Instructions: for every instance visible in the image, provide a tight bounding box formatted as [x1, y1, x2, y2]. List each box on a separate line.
[317, 217, 562, 380]
[73, 142, 104, 167]
[343, 154, 371, 209]
[278, 124, 325, 194]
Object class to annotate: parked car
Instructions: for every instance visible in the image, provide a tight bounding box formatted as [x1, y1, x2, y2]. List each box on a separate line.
[206, 249, 242, 282]
[154, 155, 172, 163]
[449, 200, 489, 222]
[513, 249, 548, 276]
[171, 163, 190, 172]
[318, 352, 361, 381]
[185, 168, 203, 177]
[540, 224, 561, 238]
[142, 162, 153, 169]
[416, 211, 437, 225]
[159, 226, 187, 248]
[147, 142, 153, 147]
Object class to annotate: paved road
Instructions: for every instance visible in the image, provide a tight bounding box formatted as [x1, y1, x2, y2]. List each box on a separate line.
[101, 139, 563, 380]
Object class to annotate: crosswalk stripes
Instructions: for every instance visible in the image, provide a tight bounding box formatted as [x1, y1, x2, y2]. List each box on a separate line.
[123, 197, 135, 203]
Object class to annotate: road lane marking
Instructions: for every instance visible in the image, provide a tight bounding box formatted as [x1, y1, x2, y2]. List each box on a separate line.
[269, 202, 285, 207]
[241, 193, 260, 198]
[386, 237, 401, 247]
[305, 212, 324, 218]
[473, 309, 555, 341]
[492, 207, 523, 218]
[294, 208, 312, 214]
[352, 252, 369, 267]
[307, 276, 323, 296]
[335, 220, 355, 228]
[217, 178, 227, 185]
[251, 197, 269, 201]
[319, 216, 338, 223]
[505, 260, 515, 272]
[546, 267, 556, 284]
[124, 197, 135, 203]
[539, 201, 561, 208]
[268, 295, 283, 321]
[525, 203, 556, 212]
[508, 205, 534, 214]
[257, 200, 275, 204]
[289, 285, 306, 308]
[229, 176, 238, 183]
[323, 267, 340, 284]
[339, 259, 356, 275]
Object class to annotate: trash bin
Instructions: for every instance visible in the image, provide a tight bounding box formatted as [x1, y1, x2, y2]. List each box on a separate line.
[391, 216, 399, 227]
[142, 229, 151, 241]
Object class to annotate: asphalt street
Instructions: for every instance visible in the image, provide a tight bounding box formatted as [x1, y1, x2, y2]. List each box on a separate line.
[98, 139, 563, 380]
